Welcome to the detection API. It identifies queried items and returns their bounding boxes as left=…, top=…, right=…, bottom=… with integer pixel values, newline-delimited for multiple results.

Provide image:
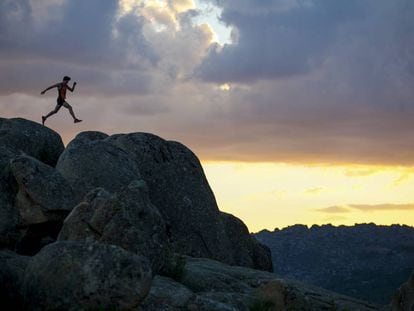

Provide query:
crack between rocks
left=81, top=219, right=103, bottom=237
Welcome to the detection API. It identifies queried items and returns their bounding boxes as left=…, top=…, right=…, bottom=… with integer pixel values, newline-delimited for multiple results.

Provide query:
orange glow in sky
left=202, top=161, right=414, bottom=232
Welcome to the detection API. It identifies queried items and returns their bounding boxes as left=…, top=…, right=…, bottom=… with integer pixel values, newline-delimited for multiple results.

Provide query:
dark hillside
left=255, top=223, right=414, bottom=305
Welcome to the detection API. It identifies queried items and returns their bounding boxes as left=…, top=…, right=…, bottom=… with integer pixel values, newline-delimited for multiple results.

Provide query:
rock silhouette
left=11, top=155, right=76, bottom=226
left=0, top=118, right=64, bottom=250
left=0, top=117, right=64, bottom=166
left=392, top=272, right=414, bottom=311
left=0, top=117, right=394, bottom=310
left=56, top=130, right=272, bottom=271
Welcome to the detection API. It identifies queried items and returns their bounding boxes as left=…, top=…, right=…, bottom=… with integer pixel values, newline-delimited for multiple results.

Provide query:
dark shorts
left=56, top=98, right=70, bottom=109
left=57, top=97, right=65, bottom=106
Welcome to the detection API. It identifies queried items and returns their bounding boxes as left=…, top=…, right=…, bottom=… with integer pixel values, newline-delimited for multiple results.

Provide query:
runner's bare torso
left=58, top=83, right=67, bottom=100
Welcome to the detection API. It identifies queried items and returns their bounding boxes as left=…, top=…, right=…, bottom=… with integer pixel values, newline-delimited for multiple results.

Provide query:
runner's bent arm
left=67, top=82, right=77, bottom=92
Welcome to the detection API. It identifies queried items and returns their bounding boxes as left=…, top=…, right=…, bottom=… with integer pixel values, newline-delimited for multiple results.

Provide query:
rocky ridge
left=0, top=117, right=392, bottom=310
left=255, top=224, right=414, bottom=305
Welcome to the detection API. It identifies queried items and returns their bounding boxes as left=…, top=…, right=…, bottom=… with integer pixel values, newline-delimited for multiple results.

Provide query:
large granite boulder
left=6, top=155, right=77, bottom=254
left=10, top=155, right=76, bottom=226
left=0, top=118, right=64, bottom=249
left=0, top=117, right=64, bottom=166
left=57, top=131, right=271, bottom=271
left=108, top=133, right=272, bottom=271
left=220, top=212, right=273, bottom=271
left=58, top=180, right=171, bottom=273
left=56, top=131, right=142, bottom=201
left=108, top=133, right=226, bottom=259
left=0, top=250, right=30, bottom=309
left=392, top=272, right=414, bottom=311
left=22, top=241, right=152, bottom=310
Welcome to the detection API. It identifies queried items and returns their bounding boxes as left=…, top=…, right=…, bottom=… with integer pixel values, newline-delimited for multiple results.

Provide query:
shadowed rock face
left=0, top=118, right=64, bottom=167
left=220, top=212, right=273, bottom=272
left=8, top=155, right=78, bottom=255
left=58, top=181, right=171, bottom=273
left=22, top=241, right=152, bottom=311
left=56, top=131, right=142, bottom=201
left=10, top=155, right=76, bottom=226
left=0, top=250, right=30, bottom=309
left=0, top=118, right=391, bottom=310
left=392, top=272, right=414, bottom=311
left=108, top=133, right=272, bottom=271
left=108, top=133, right=231, bottom=262
left=0, top=119, right=270, bottom=270
left=0, top=118, right=65, bottom=249
left=57, top=131, right=272, bottom=271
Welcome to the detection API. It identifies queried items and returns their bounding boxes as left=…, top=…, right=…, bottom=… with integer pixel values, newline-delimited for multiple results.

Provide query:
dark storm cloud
left=195, top=0, right=367, bottom=82
left=169, top=0, right=414, bottom=164
left=0, top=0, right=158, bottom=95
left=196, top=0, right=414, bottom=91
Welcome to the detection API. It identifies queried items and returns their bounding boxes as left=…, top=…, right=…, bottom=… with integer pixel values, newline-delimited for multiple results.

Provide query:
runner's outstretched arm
left=41, top=83, right=59, bottom=95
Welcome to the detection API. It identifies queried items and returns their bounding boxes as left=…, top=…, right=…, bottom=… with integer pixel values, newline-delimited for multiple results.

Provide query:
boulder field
left=0, top=117, right=397, bottom=310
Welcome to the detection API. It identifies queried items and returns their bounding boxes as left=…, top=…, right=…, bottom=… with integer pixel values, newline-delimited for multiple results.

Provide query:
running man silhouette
left=41, top=76, right=82, bottom=125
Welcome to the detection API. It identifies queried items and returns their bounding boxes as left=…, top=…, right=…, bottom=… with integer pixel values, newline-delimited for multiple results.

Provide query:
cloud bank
left=317, top=203, right=414, bottom=214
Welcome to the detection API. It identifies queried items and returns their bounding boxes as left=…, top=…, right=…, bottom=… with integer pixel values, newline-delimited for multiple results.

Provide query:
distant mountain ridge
left=255, top=223, right=414, bottom=305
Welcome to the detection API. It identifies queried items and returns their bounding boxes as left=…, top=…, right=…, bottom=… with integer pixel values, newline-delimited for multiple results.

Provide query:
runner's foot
left=42, top=116, right=46, bottom=125
left=74, top=119, right=82, bottom=123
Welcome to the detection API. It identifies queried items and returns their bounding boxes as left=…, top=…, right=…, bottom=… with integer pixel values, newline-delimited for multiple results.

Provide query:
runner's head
left=63, top=76, right=71, bottom=82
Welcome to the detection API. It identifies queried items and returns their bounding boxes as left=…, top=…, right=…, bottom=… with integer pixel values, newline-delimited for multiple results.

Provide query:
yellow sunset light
left=219, top=83, right=231, bottom=91
left=202, top=161, right=414, bottom=232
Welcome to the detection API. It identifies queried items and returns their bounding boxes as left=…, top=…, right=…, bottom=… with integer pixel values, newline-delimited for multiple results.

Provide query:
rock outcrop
left=0, top=117, right=390, bottom=310
left=220, top=212, right=273, bottom=271
left=10, top=155, right=76, bottom=226
left=0, top=117, right=64, bottom=166
left=56, top=131, right=271, bottom=271
left=0, top=118, right=65, bottom=250
left=22, top=241, right=152, bottom=310
left=109, top=133, right=272, bottom=271
left=139, top=257, right=381, bottom=311
left=58, top=181, right=171, bottom=273
left=392, top=272, right=414, bottom=311
left=56, top=131, right=142, bottom=201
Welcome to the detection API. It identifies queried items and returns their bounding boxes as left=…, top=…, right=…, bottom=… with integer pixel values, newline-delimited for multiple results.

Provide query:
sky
left=1, top=0, right=414, bottom=231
